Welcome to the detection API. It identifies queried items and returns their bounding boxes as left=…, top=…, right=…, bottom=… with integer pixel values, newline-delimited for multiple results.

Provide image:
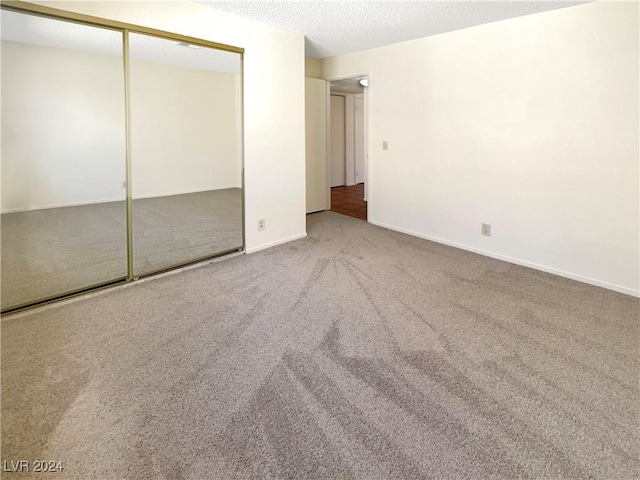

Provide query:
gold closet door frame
left=1, top=1, right=243, bottom=53
left=1, top=1, right=245, bottom=314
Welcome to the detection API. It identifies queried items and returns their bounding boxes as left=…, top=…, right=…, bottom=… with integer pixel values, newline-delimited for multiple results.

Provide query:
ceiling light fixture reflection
left=359, top=78, right=369, bottom=87
left=175, top=42, right=200, bottom=49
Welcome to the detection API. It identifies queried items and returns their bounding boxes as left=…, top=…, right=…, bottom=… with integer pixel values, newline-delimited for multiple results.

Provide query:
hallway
left=330, top=184, right=366, bottom=220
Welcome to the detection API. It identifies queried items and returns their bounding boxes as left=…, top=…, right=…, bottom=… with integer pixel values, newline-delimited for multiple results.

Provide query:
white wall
left=355, top=95, right=365, bottom=185
left=322, top=1, right=639, bottom=296
left=305, top=57, right=321, bottom=79
left=305, top=77, right=328, bottom=213
left=1, top=40, right=241, bottom=211
left=344, top=94, right=357, bottom=186
left=330, top=95, right=346, bottom=187
left=21, top=0, right=307, bottom=252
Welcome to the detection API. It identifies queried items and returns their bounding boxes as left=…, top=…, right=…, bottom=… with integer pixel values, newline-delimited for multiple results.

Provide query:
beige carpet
left=1, top=211, right=638, bottom=479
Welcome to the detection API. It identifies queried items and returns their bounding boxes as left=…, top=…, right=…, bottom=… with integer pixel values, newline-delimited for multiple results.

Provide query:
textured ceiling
left=1, top=9, right=241, bottom=73
left=197, top=0, right=591, bottom=58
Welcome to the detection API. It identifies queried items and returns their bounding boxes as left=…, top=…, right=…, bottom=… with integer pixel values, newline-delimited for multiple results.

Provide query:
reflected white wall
left=130, top=57, right=240, bottom=200
left=1, top=40, right=126, bottom=212
left=1, top=40, right=241, bottom=211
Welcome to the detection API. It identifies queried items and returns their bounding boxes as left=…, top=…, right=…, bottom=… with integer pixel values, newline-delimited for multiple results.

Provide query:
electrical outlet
left=481, top=223, right=491, bottom=237
left=257, top=218, right=266, bottom=231
left=383, top=141, right=389, bottom=150
left=121, top=181, right=127, bottom=188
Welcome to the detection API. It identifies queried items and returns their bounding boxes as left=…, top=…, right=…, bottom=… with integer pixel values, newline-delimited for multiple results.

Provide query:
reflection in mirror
left=1, top=11, right=127, bottom=311
left=128, top=33, right=243, bottom=276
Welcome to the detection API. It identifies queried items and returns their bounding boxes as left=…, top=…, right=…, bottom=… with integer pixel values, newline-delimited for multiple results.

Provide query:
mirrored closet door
left=1, top=11, right=128, bottom=311
left=128, top=33, right=244, bottom=276
left=0, top=6, right=244, bottom=313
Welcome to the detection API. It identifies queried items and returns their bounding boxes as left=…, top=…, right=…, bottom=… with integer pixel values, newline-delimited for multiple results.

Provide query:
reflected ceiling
left=0, top=9, right=241, bottom=73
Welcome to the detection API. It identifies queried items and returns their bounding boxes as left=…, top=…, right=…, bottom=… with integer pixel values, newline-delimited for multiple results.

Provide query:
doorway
left=329, top=76, right=368, bottom=221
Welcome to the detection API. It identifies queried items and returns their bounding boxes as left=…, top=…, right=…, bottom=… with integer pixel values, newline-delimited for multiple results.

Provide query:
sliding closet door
left=1, top=11, right=127, bottom=311
left=128, top=33, right=243, bottom=276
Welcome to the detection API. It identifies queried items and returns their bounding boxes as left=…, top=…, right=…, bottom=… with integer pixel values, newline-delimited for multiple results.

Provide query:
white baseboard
left=369, top=220, right=640, bottom=298
left=2, top=197, right=124, bottom=213
left=133, top=186, right=240, bottom=201
left=246, top=232, right=307, bottom=254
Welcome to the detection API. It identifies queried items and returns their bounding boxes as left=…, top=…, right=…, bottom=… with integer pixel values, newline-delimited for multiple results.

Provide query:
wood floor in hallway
left=331, top=183, right=367, bottom=221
